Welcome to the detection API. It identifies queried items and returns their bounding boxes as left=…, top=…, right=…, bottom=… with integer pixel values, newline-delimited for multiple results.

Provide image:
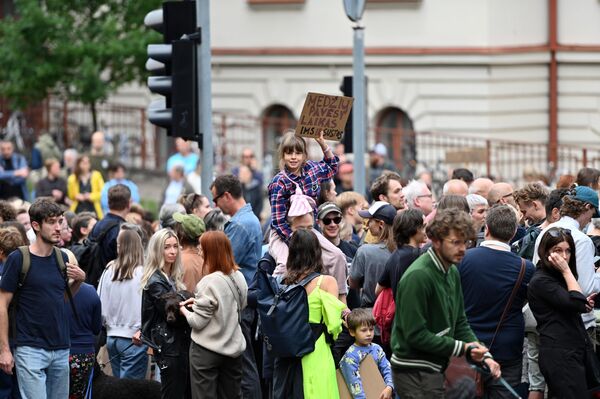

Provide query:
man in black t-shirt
left=376, top=208, right=427, bottom=299
left=0, top=198, right=85, bottom=398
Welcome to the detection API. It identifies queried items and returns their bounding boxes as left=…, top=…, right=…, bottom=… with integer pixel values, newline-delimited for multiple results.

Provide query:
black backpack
left=255, top=261, right=330, bottom=358
left=75, top=220, right=120, bottom=287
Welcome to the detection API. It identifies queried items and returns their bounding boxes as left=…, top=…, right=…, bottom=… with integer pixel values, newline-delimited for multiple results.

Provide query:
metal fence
left=2, top=100, right=600, bottom=190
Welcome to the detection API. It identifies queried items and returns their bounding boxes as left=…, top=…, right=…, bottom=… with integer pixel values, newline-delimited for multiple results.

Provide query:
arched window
left=261, top=104, right=296, bottom=171
left=375, top=107, right=416, bottom=179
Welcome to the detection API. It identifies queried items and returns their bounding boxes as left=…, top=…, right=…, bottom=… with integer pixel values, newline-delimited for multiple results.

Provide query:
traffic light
left=145, top=2, right=200, bottom=141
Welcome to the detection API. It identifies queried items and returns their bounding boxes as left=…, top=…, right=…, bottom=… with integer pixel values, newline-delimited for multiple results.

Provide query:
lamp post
left=196, top=0, right=213, bottom=197
left=343, top=0, right=367, bottom=196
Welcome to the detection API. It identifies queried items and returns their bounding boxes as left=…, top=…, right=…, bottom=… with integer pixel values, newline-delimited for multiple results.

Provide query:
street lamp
left=343, top=0, right=367, bottom=196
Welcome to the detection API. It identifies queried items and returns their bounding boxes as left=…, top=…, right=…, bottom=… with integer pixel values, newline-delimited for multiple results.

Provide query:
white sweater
left=97, top=264, right=144, bottom=338
left=186, top=270, right=248, bottom=357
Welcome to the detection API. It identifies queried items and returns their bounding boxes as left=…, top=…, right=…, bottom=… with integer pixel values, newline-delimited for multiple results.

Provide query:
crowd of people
left=1, top=129, right=600, bottom=399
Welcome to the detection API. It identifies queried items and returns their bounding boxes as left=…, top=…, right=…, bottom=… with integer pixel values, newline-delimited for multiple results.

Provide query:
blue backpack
left=255, top=258, right=324, bottom=358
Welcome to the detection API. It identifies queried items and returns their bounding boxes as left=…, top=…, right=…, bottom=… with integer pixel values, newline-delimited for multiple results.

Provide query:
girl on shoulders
left=268, top=130, right=339, bottom=243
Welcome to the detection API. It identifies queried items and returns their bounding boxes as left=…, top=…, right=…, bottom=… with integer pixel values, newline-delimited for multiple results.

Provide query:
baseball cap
left=173, top=212, right=206, bottom=239
left=574, top=186, right=600, bottom=217
left=358, top=201, right=396, bottom=225
left=370, top=143, right=387, bottom=157
left=317, top=202, right=342, bottom=220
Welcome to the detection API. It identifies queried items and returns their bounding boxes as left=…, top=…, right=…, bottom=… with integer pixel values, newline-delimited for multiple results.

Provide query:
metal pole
left=196, top=0, right=213, bottom=198
left=352, top=23, right=366, bottom=196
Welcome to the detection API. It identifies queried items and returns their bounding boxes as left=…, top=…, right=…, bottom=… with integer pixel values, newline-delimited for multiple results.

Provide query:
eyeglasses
left=417, top=194, right=433, bottom=198
left=444, top=238, right=475, bottom=248
left=212, top=192, right=226, bottom=204
left=322, top=216, right=342, bottom=225
left=547, top=228, right=572, bottom=238
left=502, top=192, right=514, bottom=199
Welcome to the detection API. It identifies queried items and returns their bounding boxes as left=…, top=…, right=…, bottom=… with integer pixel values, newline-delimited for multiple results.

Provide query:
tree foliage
left=0, top=0, right=162, bottom=112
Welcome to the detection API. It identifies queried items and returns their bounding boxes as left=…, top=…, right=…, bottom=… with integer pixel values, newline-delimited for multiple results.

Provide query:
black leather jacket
left=141, top=271, right=190, bottom=358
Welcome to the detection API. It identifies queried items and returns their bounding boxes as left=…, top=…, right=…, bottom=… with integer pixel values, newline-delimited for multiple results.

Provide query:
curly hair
left=0, top=200, right=16, bottom=222
left=426, top=208, right=475, bottom=242
left=514, top=182, right=549, bottom=205
left=560, top=196, right=590, bottom=219
left=0, top=227, right=27, bottom=257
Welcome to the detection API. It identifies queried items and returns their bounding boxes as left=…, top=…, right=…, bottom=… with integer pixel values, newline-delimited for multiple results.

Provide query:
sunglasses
left=322, top=216, right=342, bottom=225
left=212, top=192, right=226, bottom=204
left=547, top=228, right=572, bottom=238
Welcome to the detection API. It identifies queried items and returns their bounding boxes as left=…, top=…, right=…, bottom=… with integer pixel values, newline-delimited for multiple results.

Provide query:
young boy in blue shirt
left=340, top=308, right=394, bottom=399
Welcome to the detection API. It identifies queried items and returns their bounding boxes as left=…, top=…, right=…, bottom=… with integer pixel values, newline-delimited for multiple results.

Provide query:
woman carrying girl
left=273, top=229, right=346, bottom=399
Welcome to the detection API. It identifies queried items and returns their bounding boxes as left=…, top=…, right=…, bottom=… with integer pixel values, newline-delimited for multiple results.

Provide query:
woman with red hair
left=179, top=231, right=248, bottom=399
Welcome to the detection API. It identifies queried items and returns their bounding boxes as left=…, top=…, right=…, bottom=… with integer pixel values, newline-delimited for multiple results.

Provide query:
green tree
left=0, top=0, right=162, bottom=129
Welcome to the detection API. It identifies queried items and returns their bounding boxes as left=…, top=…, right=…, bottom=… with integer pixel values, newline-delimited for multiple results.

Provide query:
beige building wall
left=108, top=0, right=600, bottom=158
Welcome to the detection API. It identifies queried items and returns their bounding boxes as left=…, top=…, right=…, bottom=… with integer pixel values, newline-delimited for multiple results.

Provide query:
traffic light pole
left=196, top=0, right=213, bottom=198
left=352, top=23, right=366, bottom=197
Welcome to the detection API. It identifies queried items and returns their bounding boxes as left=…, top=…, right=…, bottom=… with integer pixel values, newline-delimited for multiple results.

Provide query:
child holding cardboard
left=340, top=309, right=394, bottom=399
left=267, top=130, right=338, bottom=273
left=268, top=129, right=338, bottom=240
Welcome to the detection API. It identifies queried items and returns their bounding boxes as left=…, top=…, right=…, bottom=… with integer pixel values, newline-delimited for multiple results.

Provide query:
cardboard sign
left=337, top=354, right=387, bottom=399
left=295, top=92, right=354, bottom=141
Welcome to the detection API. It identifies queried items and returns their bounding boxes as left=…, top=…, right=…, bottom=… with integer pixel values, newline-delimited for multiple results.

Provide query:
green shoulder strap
left=54, top=247, right=79, bottom=322
left=53, top=246, right=66, bottom=272
left=17, top=246, right=30, bottom=287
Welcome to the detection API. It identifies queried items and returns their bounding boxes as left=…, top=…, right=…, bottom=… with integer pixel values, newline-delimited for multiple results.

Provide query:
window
left=375, top=107, right=416, bottom=179
left=261, top=104, right=297, bottom=170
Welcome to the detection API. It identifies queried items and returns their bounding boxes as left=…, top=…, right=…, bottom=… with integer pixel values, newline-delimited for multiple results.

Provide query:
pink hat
left=287, top=185, right=316, bottom=217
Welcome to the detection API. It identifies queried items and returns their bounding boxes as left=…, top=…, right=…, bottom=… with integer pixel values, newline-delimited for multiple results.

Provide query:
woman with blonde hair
left=180, top=230, right=248, bottom=399
left=140, top=228, right=190, bottom=399
left=97, top=228, right=147, bottom=379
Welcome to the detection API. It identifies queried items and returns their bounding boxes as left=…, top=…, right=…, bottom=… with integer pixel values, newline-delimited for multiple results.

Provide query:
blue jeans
left=14, top=346, right=69, bottom=399
left=107, top=336, right=148, bottom=379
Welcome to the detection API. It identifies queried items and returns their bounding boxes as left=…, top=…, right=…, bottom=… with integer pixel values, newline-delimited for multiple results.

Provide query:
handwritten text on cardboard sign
left=296, top=92, right=354, bottom=141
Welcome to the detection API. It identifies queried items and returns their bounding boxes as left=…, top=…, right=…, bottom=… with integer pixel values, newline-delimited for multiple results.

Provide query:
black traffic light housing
left=145, top=1, right=200, bottom=142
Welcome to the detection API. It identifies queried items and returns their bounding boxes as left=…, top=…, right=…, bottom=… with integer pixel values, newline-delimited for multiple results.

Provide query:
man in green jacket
left=391, top=208, right=501, bottom=398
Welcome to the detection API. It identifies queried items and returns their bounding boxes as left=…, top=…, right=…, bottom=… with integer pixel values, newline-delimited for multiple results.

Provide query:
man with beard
left=0, top=198, right=85, bottom=398
left=390, top=208, right=501, bottom=398
left=371, top=172, right=406, bottom=212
